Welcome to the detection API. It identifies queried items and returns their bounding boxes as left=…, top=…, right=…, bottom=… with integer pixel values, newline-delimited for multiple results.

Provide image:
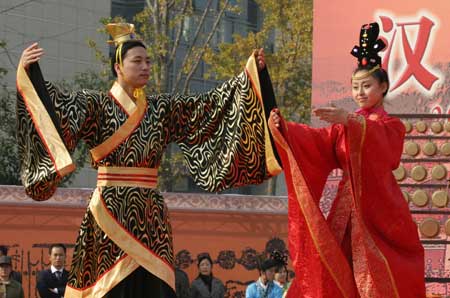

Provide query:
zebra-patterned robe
left=16, top=56, right=281, bottom=298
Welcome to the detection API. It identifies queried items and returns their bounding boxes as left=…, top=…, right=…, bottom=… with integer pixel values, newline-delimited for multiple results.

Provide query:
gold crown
left=106, top=23, right=138, bottom=46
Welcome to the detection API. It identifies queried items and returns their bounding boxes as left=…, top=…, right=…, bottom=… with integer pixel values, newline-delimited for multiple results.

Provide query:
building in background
left=111, top=0, right=262, bottom=92
left=0, top=0, right=110, bottom=90
left=0, top=0, right=285, bottom=195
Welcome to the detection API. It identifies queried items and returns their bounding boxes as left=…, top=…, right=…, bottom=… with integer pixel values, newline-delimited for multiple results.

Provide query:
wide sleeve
left=359, top=115, right=405, bottom=170
left=268, top=117, right=357, bottom=298
left=281, top=120, right=340, bottom=201
left=169, top=56, right=282, bottom=192
left=344, top=113, right=407, bottom=208
left=16, top=61, right=98, bottom=201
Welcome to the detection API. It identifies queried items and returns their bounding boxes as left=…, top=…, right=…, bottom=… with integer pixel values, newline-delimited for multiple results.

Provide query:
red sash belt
left=97, top=166, right=158, bottom=188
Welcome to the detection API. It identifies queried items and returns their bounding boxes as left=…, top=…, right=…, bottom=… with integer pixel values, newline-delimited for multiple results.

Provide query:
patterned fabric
left=17, top=60, right=278, bottom=297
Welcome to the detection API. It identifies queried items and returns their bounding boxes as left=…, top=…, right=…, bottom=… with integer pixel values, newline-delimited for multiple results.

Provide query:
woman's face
left=275, top=267, right=287, bottom=284
left=116, top=46, right=150, bottom=89
left=351, top=70, right=387, bottom=109
left=199, top=258, right=212, bottom=275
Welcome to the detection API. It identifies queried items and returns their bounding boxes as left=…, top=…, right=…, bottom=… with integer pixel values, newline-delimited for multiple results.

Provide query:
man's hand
left=270, top=108, right=282, bottom=128
left=20, top=42, right=44, bottom=70
left=254, top=48, right=266, bottom=71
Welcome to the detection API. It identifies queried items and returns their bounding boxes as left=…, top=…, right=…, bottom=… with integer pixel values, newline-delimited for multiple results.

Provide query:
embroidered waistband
left=97, top=166, right=158, bottom=188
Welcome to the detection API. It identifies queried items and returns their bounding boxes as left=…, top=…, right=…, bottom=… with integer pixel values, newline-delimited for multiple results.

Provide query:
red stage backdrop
left=312, top=0, right=449, bottom=113
left=312, top=2, right=450, bottom=297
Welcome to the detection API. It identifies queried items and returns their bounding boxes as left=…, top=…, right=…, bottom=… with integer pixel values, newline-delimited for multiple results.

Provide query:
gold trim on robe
left=245, top=55, right=282, bottom=177
left=346, top=114, right=400, bottom=298
left=268, top=117, right=356, bottom=298
left=109, top=81, right=137, bottom=116
left=327, top=179, right=352, bottom=245
left=90, top=83, right=147, bottom=162
left=64, top=255, right=139, bottom=298
left=16, top=59, right=75, bottom=177
left=88, top=188, right=175, bottom=291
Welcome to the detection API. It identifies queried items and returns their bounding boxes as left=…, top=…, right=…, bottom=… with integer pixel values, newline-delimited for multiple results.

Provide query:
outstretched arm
left=17, top=43, right=99, bottom=201
left=313, top=106, right=349, bottom=125
left=168, top=50, right=281, bottom=192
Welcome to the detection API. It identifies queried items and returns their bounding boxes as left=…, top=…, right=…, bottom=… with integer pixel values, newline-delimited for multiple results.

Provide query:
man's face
left=49, top=247, right=66, bottom=270
left=262, top=267, right=276, bottom=282
left=0, top=264, right=11, bottom=281
left=116, top=46, right=150, bottom=89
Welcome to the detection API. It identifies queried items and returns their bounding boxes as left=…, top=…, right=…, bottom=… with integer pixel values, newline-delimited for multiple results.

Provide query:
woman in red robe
left=269, top=23, right=425, bottom=298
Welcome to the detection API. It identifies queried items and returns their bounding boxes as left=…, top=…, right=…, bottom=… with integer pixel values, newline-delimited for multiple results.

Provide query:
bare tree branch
left=167, top=0, right=190, bottom=67
left=172, top=0, right=214, bottom=92
left=186, top=0, right=214, bottom=55
left=182, top=0, right=230, bottom=93
left=167, top=0, right=176, bottom=9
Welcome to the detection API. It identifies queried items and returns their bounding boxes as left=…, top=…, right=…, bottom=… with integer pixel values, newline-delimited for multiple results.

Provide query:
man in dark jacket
left=176, top=267, right=191, bottom=298
left=36, top=244, right=68, bottom=298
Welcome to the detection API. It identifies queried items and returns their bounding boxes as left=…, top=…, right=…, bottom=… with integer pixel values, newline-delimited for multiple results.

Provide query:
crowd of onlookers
left=0, top=245, right=291, bottom=298
left=178, top=251, right=293, bottom=298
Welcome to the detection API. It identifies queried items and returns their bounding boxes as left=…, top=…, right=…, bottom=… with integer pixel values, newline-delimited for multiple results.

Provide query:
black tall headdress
left=270, top=250, right=288, bottom=267
left=350, top=22, right=386, bottom=78
left=257, top=250, right=288, bottom=272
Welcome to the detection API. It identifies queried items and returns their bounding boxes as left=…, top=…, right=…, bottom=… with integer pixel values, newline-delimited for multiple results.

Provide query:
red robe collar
left=355, top=105, right=387, bottom=120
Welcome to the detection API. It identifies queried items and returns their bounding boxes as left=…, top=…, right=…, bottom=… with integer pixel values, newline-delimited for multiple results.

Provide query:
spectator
left=246, top=258, right=283, bottom=298
left=0, top=256, right=24, bottom=298
left=191, top=253, right=225, bottom=298
left=287, top=270, right=295, bottom=281
left=0, top=247, right=21, bottom=284
left=36, top=244, right=68, bottom=298
left=281, top=271, right=295, bottom=298
left=272, top=251, right=288, bottom=293
left=274, top=265, right=287, bottom=290
left=176, top=268, right=191, bottom=298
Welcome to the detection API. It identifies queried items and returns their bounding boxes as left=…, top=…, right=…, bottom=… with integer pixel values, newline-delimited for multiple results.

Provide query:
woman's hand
left=270, top=108, right=282, bottom=128
left=20, top=42, right=44, bottom=70
left=313, top=106, right=349, bottom=125
left=254, top=48, right=266, bottom=71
